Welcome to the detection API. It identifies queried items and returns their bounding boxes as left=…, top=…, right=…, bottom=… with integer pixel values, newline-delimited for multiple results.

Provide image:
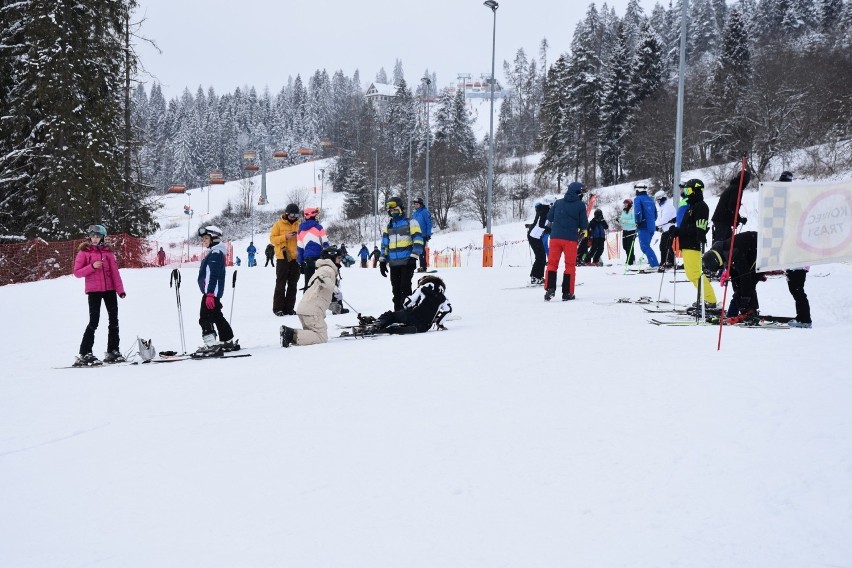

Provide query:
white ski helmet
left=654, top=190, right=667, bottom=201
left=198, top=225, right=223, bottom=242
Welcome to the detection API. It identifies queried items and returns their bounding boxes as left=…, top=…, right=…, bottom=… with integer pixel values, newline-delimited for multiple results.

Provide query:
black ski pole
left=170, top=268, right=186, bottom=354
left=229, top=270, right=238, bottom=323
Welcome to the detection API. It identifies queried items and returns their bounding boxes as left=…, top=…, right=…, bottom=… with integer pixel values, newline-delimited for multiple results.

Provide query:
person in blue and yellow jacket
left=379, top=196, right=424, bottom=310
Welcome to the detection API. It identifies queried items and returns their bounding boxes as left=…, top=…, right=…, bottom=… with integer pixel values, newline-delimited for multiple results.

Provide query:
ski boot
left=280, top=325, right=296, bottom=347
left=544, top=271, right=557, bottom=301
left=73, top=353, right=102, bottom=367
left=221, top=339, right=240, bottom=352
left=103, top=350, right=126, bottom=364
left=561, top=275, right=574, bottom=301
left=193, top=333, right=223, bottom=357
left=787, top=320, right=812, bottom=328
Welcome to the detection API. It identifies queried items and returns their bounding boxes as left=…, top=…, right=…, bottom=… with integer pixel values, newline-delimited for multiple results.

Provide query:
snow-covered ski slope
left=3, top=160, right=852, bottom=567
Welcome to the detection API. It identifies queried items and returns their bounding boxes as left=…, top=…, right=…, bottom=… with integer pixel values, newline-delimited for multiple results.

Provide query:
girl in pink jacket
left=72, top=224, right=126, bottom=366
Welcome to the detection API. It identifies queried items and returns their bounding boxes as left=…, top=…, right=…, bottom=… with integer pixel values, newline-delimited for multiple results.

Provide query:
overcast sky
left=134, top=0, right=659, bottom=99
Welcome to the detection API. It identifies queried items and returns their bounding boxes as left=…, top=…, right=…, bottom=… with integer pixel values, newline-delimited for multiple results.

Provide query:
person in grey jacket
left=280, top=246, right=343, bottom=347
left=544, top=181, right=589, bottom=301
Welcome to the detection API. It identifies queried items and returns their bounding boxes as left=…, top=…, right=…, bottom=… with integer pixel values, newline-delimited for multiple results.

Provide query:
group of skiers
left=70, top=173, right=814, bottom=365
left=523, top=171, right=812, bottom=328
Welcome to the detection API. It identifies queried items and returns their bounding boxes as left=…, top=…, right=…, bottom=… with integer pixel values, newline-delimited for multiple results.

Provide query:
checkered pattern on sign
left=760, top=188, right=788, bottom=267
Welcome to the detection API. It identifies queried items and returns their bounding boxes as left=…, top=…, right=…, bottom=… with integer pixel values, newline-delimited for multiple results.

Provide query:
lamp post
left=483, top=0, right=498, bottom=267
left=319, top=168, right=325, bottom=211
left=484, top=0, right=498, bottom=236
left=185, top=191, right=192, bottom=262
left=373, top=147, right=379, bottom=245
left=421, top=76, right=431, bottom=208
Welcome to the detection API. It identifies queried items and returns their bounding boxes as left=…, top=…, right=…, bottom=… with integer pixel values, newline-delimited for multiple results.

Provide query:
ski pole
left=697, top=242, right=705, bottom=323
left=623, top=233, right=637, bottom=274
left=342, top=297, right=361, bottom=314
left=656, top=260, right=666, bottom=307
left=229, top=270, right=238, bottom=323
left=170, top=268, right=186, bottom=354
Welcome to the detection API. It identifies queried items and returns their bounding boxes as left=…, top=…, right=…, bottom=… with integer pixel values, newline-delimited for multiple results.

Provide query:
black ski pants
left=622, top=230, right=636, bottom=265
left=302, top=258, right=317, bottom=290
left=589, top=237, right=606, bottom=263
left=659, top=231, right=675, bottom=266
left=264, top=255, right=275, bottom=267
left=79, top=291, right=120, bottom=355
left=199, top=296, right=234, bottom=343
left=273, top=259, right=300, bottom=313
left=389, top=262, right=415, bottom=311
left=786, top=269, right=811, bottom=323
left=528, top=236, right=546, bottom=279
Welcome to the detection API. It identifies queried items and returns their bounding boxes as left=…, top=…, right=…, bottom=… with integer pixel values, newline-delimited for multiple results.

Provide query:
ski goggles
left=197, top=227, right=220, bottom=237
left=86, top=224, right=106, bottom=236
left=386, top=201, right=403, bottom=214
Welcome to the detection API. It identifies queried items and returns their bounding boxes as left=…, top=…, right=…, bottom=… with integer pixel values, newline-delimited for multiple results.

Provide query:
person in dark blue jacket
left=633, top=184, right=659, bottom=268
left=587, top=209, right=609, bottom=265
left=544, top=181, right=589, bottom=301
left=358, top=243, right=369, bottom=268
left=410, top=197, right=433, bottom=272
left=195, top=226, right=236, bottom=356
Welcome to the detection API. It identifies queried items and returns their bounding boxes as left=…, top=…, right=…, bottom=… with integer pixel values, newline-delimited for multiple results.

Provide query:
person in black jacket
left=702, top=231, right=763, bottom=322
left=525, top=200, right=551, bottom=284
left=711, top=169, right=751, bottom=243
left=672, top=178, right=717, bottom=308
left=587, top=209, right=608, bottom=265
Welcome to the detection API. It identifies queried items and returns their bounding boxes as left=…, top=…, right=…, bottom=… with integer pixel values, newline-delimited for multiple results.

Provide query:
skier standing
left=379, top=196, right=424, bottom=310
left=633, top=184, right=659, bottom=268
left=246, top=242, right=257, bottom=267
left=195, top=226, right=237, bottom=356
left=358, top=244, right=369, bottom=268
left=297, top=207, right=328, bottom=289
left=280, top=246, right=343, bottom=347
left=654, top=190, right=677, bottom=269
left=526, top=199, right=550, bottom=284
left=619, top=198, right=637, bottom=265
left=72, top=224, right=127, bottom=366
left=587, top=209, right=608, bottom=266
left=777, top=171, right=812, bottom=328
left=270, top=203, right=301, bottom=316
left=264, top=243, right=275, bottom=267
left=544, top=181, right=589, bottom=301
left=672, top=179, right=717, bottom=308
left=711, top=170, right=751, bottom=243
left=411, top=197, right=433, bottom=272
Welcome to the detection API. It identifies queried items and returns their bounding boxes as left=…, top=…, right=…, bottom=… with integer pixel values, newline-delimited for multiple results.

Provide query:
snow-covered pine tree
left=536, top=54, right=572, bottom=186
left=599, top=24, right=633, bottom=185
left=566, top=13, right=604, bottom=184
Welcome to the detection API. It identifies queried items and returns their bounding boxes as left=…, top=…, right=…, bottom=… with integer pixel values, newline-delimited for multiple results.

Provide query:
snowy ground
left=3, top=158, right=852, bottom=566
left=3, top=239, right=852, bottom=566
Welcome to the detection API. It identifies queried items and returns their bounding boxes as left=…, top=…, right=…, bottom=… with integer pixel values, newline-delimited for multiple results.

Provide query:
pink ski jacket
left=73, top=243, right=126, bottom=295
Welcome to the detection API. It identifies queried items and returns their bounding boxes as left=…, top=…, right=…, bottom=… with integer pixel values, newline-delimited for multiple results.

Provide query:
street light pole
left=373, top=147, right=379, bottom=245
left=319, top=168, right=325, bottom=211
left=484, top=0, right=498, bottom=236
left=421, top=76, right=431, bottom=209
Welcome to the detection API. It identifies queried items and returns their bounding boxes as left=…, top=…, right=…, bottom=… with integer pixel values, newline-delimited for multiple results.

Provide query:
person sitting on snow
left=280, top=246, right=343, bottom=347
left=355, top=274, right=452, bottom=335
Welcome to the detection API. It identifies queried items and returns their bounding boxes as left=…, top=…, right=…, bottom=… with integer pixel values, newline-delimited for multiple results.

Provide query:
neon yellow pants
left=681, top=249, right=717, bottom=304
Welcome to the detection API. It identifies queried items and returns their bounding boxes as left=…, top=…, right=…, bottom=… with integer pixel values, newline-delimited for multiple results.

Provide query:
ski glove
left=408, top=255, right=418, bottom=269
left=738, top=216, right=748, bottom=226
left=720, top=269, right=729, bottom=286
left=379, top=261, right=388, bottom=277
left=205, top=293, right=216, bottom=309
left=119, top=292, right=126, bottom=299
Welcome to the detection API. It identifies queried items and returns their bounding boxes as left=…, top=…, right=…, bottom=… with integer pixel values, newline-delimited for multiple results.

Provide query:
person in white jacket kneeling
left=280, top=246, right=343, bottom=347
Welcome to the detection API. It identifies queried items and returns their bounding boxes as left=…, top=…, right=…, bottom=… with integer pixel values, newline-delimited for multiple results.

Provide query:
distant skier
left=358, top=244, right=369, bottom=268
left=157, top=247, right=166, bottom=267
left=654, top=190, right=677, bottom=269
left=194, top=226, right=238, bottom=356
left=264, top=243, right=275, bottom=267
left=411, top=197, right=433, bottom=272
left=246, top=242, right=257, bottom=267
left=72, top=224, right=127, bottom=366
left=369, top=245, right=380, bottom=268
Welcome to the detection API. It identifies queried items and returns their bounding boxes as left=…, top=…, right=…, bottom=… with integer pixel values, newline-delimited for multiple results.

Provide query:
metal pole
left=260, top=143, right=268, bottom=205
left=374, top=148, right=379, bottom=245
left=672, top=0, right=688, bottom=194
left=422, top=76, right=431, bottom=209
left=319, top=168, right=325, bottom=210
left=407, top=139, right=413, bottom=209
left=186, top=192, right=191, bottom=261
left=484, top=0, right=499, bottom=234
